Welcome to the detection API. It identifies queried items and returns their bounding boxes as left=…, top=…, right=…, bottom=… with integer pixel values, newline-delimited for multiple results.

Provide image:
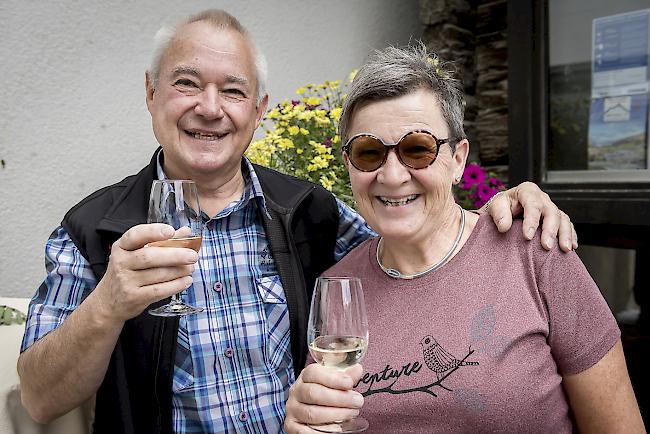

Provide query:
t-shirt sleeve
left=538, top=248, right=620, bottom=375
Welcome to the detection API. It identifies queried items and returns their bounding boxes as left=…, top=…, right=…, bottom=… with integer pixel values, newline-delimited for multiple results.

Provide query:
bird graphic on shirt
left=420, top=335, right=479, bottom=380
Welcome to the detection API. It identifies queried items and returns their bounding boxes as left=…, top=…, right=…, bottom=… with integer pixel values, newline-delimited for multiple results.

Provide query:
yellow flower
left=296, top=111, right=315, bottom=121
left=303, top=96, right=321, bottom=106
left=277, top=138, right=295, bottom=150
left=308, top=155, right=330, bottom=171
left=266, top=108, right=280, bottom=120
left=245, top=139, right=275, bottom=166
left=330, top=107, right=342, bottom=122
left=348, top=69, right=358, bottom=82
left=280, top=109, right=297, bottom=121
left=427, top=56, right=439, bottom=67
left=310, top=141, right=332, bottom=155
left=314, top=115, right=331, bottom=126
left=252, top=72, right=358, bottom=208
left=319, top=176, right=334, bottom=191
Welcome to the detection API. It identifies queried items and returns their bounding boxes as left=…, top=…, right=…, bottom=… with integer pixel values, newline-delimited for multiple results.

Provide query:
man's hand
left=284, top=363, right=364, bottom=434
left=94, top=223, right=198, bottom=322
left=17, top=222, right=198, bottom=423
left=482, top=182, right=578, bottom=252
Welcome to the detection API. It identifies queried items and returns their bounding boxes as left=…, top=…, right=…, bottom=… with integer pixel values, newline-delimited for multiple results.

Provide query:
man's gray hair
left=339, top=42, right=465, bottom=149
left=148, top=9, right=268, bottom=105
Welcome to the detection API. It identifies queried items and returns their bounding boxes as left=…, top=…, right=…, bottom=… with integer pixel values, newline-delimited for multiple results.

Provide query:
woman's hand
left=284, top=363, right=364, bottom=434
left=482, top=181, right=578, bottom=252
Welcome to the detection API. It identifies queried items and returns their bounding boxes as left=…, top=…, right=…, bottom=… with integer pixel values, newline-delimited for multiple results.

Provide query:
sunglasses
left=343, top=130, right=458, bottom=172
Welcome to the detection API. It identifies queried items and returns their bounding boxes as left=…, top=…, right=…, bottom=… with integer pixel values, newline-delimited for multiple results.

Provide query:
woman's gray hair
left=148, top=9, right=268, bottom=105
left=339, top=42, right=465, bottom=149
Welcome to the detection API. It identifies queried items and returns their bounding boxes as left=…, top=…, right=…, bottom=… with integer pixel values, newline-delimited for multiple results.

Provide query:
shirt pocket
left=256, top=274, right=286, bottom=304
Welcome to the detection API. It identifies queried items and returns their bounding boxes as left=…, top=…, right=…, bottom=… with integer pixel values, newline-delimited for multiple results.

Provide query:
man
left=18, top=9, right=576, bottom=434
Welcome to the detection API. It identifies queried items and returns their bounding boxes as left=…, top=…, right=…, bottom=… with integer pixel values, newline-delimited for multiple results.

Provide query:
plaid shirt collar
left=155, top=149, right=270, bottom=219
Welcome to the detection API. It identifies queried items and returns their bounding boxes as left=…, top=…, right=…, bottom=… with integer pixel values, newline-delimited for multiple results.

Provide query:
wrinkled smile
left=377, top=194, right=419, bottom=206
left=185, top=130, right=228, bottom=141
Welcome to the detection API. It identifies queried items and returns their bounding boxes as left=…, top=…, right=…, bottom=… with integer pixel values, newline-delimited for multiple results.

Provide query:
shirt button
left=239, top=411, right=247, bottom=422
left=213, top=282, right=223, bottom=292
left=225, top=348, right=233, bottom=358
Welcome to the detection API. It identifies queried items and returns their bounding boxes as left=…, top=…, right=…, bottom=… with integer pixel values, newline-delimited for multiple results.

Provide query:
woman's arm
left=563, top=340, right=644, bottom=433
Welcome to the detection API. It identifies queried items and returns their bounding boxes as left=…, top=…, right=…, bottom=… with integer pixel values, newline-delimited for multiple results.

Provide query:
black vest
left=59, top=150, right=339, bottom=433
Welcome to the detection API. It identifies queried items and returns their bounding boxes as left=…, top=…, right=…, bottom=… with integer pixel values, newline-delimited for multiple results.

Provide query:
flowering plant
left=455, top=163, right=506, bottom=209
left=246, top=74, right=507, bottom=210
left=246, top=73, right=355, bottom=206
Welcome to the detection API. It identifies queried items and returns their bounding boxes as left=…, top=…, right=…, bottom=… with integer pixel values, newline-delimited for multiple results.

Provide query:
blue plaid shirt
left=22, top=157, right=374, bottom=433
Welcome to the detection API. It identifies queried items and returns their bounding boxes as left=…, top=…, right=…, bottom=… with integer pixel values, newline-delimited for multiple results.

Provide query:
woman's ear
left=452, top=138, right=470, bottom=183
left=343, top=151, right=352, bottom=170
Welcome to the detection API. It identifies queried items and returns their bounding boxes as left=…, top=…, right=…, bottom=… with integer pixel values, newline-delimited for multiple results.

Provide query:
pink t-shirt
left=322, top=214, right=619, bottom=433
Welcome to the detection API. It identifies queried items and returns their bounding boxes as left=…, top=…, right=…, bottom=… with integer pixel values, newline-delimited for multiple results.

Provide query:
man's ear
left=145, top=71, right=155, bottom=112
left=254, top=93, right=269, bottom=129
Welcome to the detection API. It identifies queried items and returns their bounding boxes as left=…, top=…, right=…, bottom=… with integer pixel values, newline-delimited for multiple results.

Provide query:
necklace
left=376, top=204, right=466, bottom=280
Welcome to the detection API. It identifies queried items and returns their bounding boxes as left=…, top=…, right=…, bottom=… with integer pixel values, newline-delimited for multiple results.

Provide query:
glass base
left=148, top=301, right=204, bottom=317
left=311, top=417, right=369, bottom=433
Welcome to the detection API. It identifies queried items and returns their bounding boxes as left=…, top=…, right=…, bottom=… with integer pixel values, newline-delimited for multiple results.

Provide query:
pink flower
left=477, top=184, right=498, bottom=202
left=461, top=164, right=486, bottom=189
left=489, top=176, right=504, bottom=188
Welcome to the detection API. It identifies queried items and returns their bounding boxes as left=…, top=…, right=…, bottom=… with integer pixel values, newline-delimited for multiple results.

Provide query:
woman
left=284, top=44, right=644, bottom=433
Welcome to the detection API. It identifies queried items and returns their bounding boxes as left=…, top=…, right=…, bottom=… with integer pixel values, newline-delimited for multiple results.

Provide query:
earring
left=454, top=175, right=461, bottom=184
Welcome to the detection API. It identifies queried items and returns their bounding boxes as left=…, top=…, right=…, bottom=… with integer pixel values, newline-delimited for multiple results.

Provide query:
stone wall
left=421, top=0, right=509, bottom=172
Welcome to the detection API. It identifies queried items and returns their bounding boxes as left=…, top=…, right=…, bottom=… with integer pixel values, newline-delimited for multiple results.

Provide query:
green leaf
left=0, top=305, right=27, bottom=326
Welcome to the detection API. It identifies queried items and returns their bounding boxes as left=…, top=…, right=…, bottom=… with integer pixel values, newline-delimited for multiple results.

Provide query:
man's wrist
left=82, top=284, right=127, bottom=332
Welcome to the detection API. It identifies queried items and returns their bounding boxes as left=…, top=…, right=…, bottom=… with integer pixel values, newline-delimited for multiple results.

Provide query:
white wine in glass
left=147, top=179, right=204, bottom=317
left=307, top=277, right=369, bottom=433
left=308, top=335, right=367, bottom=370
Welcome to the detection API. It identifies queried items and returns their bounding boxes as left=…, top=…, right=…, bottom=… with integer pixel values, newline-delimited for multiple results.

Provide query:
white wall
left=0, top=1, right=420, bottom=297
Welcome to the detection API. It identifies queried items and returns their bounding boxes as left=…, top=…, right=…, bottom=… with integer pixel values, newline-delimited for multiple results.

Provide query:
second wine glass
left=147, top=179, right=204, bottom=317
left=307, top=276, right=369, bottom=433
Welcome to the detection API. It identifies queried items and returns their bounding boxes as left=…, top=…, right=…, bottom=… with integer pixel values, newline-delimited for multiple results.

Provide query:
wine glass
left=307, top=277, right=369, bottom=433
left=147, top=179, right=204, bottom=317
